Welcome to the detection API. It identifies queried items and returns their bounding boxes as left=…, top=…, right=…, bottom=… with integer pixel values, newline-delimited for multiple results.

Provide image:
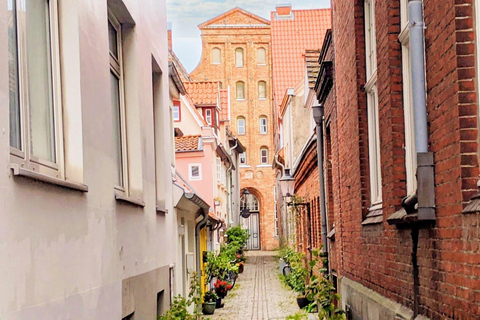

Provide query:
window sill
left=362, top=205, right=383, bottom=225
left=9, top=164, right=88, bottom=192
left=462, top=191, right=480, bottom=214
left=256, top=164, right=271, bottom=168
left=156, top=203, right=168, bottom=214
left=115, top=190, right=145, bottom=207
left=239, top=165, right=251, bottom=168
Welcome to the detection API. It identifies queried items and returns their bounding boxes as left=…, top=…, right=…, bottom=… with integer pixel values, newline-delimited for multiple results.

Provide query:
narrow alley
left=206, top=251, right=316, bottom=320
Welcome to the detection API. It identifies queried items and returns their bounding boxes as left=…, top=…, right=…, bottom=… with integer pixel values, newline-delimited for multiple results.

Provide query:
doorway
left=240, top=193, right=261, bottom=250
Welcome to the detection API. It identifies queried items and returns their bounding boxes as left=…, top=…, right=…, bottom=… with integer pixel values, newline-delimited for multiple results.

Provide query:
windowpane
left=261, top=148, right=268, bottom=164
left=111, top=72, right=124, bottom=186
left=108, top=21, right=118, bottom=58
left=212, top=48, right=221, bottom=64
left=173, top=105, right=180, bottom=121
left=236, top=48, right=244, bottom=67
left=240, top=152, right=246, bottom=164
left=260, top=117, right=267, bottom=134
left=27, top=0, right=56, bottom=162
left=205, top=109, right=212, bottom=125
left=236, top=82, right=244, bottom=100
left=237, top=117, right=245, bottom=135
left=257, top=48, right=266, bottom=64
left=8, top=0, right=21, bottom=150
left=258, top=81, right=266, bottom=99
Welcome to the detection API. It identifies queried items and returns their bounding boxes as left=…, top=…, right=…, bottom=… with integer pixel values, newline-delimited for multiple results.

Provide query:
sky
left=166, top=0, right=331, bottom=72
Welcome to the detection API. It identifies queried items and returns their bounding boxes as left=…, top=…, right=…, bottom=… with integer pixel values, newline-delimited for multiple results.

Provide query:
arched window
left=237, top=116, right=246, bottom=135
left=257, top=48, right=266, bottom=64
left=241, top=194, right=259, bottom=211
left=211, top=48, right=221, bottom=64
left=236, top=81, right=245, bottom=100
left=260, top=147, right=268, bottom=164
left=259, top=116, right=267, bottom=134
left=235, top=48, right=244, bottom=67
left=258, top=81, right=266, bottom=99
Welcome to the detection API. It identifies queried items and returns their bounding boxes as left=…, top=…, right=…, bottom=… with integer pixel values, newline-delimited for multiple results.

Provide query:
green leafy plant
left=225, top=226, right=249, bottom=248
left=286, top=310, right=308, bottom=320
left=159, top=272, right=204, bottom=320
left=203, top=290, right=218, bottom=303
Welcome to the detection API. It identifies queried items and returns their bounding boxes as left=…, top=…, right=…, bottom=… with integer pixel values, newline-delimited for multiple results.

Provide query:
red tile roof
left=271, top=8, right=331, bottom=109
left=175, top=135, right=202, bottom=152
left=184, top=81, right=220, bottom=106
left=219, top=89, right=229, bottom=121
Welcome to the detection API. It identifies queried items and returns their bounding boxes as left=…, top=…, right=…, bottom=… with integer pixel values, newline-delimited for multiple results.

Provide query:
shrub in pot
left=202, top=290, right=218, bottom=315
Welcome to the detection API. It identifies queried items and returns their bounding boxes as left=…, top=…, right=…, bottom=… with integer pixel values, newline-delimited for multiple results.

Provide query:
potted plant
left=214, top=279, right=232, bottom=299
left=202, top=290, right=218, bottom=315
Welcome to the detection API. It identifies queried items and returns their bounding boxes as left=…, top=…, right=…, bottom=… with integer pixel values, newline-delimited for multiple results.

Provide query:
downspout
left=409, top=1, right=434, bottom=317
left=409, top=0, right=435, bottom=221
left=227, top=139, right=238, bottom=225
left=313, top=105, right=329, bottom=274
left=274, top=154, right=288, bottom=240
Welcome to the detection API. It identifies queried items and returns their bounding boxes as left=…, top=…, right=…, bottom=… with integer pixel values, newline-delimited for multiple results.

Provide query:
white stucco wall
left=0, top=0, right=174, bottom=318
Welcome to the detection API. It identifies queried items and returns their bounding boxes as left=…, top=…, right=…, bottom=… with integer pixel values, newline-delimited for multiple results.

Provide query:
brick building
left=291, top=0, right=480, bottom=319
left=190, top=8, right=278, bottom=250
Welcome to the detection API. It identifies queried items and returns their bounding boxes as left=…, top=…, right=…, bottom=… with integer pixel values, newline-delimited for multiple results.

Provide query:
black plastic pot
left=216, top=298, right=224, bottom=308
left=202, top=302, right=216, bottom=315
left=296, top=296, right=311, bottom=309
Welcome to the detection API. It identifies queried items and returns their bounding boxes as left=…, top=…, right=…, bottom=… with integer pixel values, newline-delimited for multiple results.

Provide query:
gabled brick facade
left=190, top=8, right=278, bottom=250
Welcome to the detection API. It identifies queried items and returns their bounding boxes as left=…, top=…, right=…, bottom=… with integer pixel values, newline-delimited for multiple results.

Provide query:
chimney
left=167, top=22, right=172, bottom=51
left=276, top=4, right=292, bottom=16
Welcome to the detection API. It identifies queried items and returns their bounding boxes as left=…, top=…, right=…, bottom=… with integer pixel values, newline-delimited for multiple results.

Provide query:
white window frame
left=212, top=47, right=221, bottom=64
left=9, top=0, right=64, bottom=179
left=189, top=164, right=202, bottom=180
left=364, top=0, right=382, bottom=206
left=257, top=47, right=266, bottom=65
left=109, top=12, right=129, bottom=192
left=235, top=48, right=244, bottom=67
left=236, top=81, right=245, bottom=100
left=173, top=101, right=180, bottom=121
left=260, top=147, right=268, bottom=164
left=237, top=117, right=246, bottom=135
left=216, top=158, right=222, bottom=182
left=239, top=152, right=246, bottom=165
left=259, top=116, right=268, bottom=134
left=400, top=0, right=417, bottom=196
left=258, top=81, right=267, bottom=99
left=205, top=109, right=212, bottom=125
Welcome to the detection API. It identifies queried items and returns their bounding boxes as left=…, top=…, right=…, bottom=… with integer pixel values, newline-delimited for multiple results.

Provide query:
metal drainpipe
left=313, top=105, right=329, bottom=274
left=228, top=139, right=238, bottom=225
left=409, top=0, right=435, bottom=221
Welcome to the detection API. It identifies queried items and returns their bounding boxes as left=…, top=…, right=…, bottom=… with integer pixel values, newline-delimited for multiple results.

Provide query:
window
left=239, top=152, right=247, bottom=165
left=205, top=109, right=212, bottom=125
left=257, top=48, right=266, bottom=65
left=364, top=0, right=382, bottom=206
left=173, top=100, right=180, bottom=121
left=212, top=47, right=221, bottom=64
left=400, top=0, right=416, bottom=195
left=109, top=12, right=128, bottom=189
left=236, top=81, right=245, bottom=100
left=216, top=158, right=222, bottom=181
left=237, top=117, right=246, bottom=135
left=240, top=194, right=259, bottom=211
left=258, top=81, right=267, bottom=99
left=8, top=0, right=63, bottom=177
left=260, top=147, right=268, bottom=164
left=189, top=164, right=202, bottom=180
left=259, top=116, right=267, bottom=134
left=235, top=48, right=244, bottom=67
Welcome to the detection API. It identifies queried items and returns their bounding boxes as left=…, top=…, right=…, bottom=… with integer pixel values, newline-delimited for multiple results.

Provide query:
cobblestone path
left=205, top=251, right=315, bottom=320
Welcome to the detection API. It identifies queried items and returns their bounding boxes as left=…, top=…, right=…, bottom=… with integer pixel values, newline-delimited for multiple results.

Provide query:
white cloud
left=167, top=0, right=330, bottom=72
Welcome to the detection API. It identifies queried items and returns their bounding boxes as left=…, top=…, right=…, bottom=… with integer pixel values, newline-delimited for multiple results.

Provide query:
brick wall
left=326, top=0, right=480, bottom=318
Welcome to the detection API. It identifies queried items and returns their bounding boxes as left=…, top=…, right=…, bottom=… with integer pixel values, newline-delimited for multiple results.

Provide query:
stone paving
left=205, top=251, right=317, bottom=320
